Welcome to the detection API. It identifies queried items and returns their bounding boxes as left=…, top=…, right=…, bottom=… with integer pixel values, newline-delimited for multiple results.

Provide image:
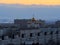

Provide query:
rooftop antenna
left=32, top=13, right=35, bottom=18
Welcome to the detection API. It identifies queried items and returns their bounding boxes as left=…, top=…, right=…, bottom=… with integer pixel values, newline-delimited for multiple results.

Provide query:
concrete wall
left=0, top=28, right=60, bottom=45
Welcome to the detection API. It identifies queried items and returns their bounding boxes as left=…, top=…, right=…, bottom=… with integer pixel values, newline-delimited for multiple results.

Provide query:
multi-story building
left=14, top=17, right=45, bottom=28
left=0, top=17, right=60, bottom=45
left=0, top=28, right=60, bottom=45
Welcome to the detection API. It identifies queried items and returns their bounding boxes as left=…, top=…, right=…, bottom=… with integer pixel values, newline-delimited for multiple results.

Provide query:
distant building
left=0, top=17, right=60, bottom=45
left=14, top=17, right=45, bottom=28
left=55, top=21, right=60, bottom=28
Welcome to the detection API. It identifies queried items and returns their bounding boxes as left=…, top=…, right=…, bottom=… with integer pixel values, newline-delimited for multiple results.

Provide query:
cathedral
left=0, top=17, right=60, bottom=45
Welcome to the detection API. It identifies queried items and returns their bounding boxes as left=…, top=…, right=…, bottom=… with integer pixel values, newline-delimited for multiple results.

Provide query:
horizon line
left=0, top=3, right=60, bottom=6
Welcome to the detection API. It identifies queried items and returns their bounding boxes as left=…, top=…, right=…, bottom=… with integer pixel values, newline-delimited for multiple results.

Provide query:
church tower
left=27, top=15, right=40, bottom=28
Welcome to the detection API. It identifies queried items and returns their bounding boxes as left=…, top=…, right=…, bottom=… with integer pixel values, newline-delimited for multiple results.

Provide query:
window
left=12, top=34, right=14, bottom=39
left=55, top=31, right=58, bottom=34
left=50, top=31, right=53, bottom=35
left=44, top=32, right=47, bottom=35
left=22, top=34, right=24, bottom=38
left=38, top=33, right=40, bottom=36
left=30, top=33, right=33, bottom=37
left=2, top=36, right=4, bottom=40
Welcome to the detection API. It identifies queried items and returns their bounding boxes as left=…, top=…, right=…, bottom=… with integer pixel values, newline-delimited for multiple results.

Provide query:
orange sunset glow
left=0, top=0, right=60, bottom=5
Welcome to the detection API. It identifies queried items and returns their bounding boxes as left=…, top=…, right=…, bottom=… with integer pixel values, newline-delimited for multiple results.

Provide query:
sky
left=0, top=0, right=60, bottom=23
left=0, top=0, right=60, bottom=5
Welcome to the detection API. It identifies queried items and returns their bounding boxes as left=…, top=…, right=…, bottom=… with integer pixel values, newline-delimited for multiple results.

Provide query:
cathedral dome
left=32, top=17, right=36, bottom=22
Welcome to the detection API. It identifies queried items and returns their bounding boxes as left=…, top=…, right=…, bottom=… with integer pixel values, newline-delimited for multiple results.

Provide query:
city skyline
left=0, top=0, right=60, bottom=22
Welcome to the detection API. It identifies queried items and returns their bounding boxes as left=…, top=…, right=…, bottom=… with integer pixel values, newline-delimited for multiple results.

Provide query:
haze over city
left=0, top=0, right=60, bottom=22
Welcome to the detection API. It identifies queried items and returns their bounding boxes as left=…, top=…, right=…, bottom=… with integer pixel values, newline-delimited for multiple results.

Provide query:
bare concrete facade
left=0, top=28, right=60, bottom=45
